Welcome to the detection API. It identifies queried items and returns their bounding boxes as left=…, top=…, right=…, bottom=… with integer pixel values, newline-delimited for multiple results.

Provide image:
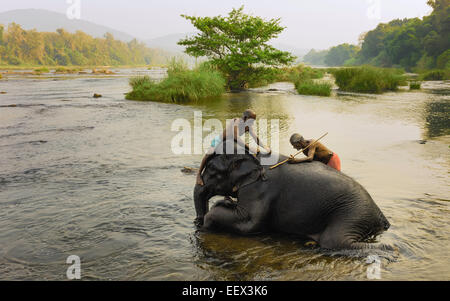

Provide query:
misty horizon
left=0, top=0, right=432, bottom=50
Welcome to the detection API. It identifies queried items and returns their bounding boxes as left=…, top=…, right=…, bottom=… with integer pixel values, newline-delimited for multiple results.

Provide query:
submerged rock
left=92, top=69, right=115, bottom=75
left=181, top=166, right=198, bottom=174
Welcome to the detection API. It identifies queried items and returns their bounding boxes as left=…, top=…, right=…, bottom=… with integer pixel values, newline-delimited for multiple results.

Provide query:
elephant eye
left=232, top=161, right=241, bottom=169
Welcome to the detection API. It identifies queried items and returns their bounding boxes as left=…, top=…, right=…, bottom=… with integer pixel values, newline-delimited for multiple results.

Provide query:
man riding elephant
left=196, top=109, right=271, bottom=186
left=289, top=133, right=341, bottom=171
left=193, top=140, right=391, bottom=251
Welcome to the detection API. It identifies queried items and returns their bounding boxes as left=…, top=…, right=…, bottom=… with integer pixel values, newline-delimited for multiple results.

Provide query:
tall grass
left=419, top=69, right=450, bottom=81
left=278, top=64, right=331, bottom=96
left=295, top=80, right=332, bottom=97
left=409, top=81, right=421, bottom=90
left=34, top=67, right=50, bottom=74
left=277, top=64, right=325, bottom=83
left=330, top=66, right=405, bottom=94
left=246, top=67, right=283, bottom=89
left=126, top=59, right=226, bottom=102
left=54, top=67, right=83, bottom=73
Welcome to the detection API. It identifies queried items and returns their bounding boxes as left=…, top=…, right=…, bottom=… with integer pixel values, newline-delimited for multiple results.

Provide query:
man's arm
left=230, top=122, right=258, bottom=153
left=249, top=127, right=271, bottom=153
left=196, top=153, right=210, bottom=185
left=289, top=142, right=316, bottom=164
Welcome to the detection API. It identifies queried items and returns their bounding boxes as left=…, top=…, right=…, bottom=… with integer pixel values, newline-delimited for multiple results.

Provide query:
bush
left=166, top=57, right=189, bottom=76
left=295, top=80, right=332, bottom=97
left=275, top=64, right=331, bottom=96
left=409, top=81, right=421, bottom=90
left=34, top=67, right=50, bottom=74
left=436, top=50, right=450, bottom=70
left=420, top=69, right=449, bottom=81
left=247, top=67, right=283, bottom=88
left=126, top=60, right=226, bottom=102
left=330, top=66, right=405, bottom=94
left=278, top=64, right=325, bottom=83
left=7, top=57, right=21, bottom=65
left=54, top=67, right=82, bottom=73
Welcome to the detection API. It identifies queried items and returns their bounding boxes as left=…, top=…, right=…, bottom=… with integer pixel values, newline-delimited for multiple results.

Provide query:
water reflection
left=191, top=230, right=398, bottom=281
left=424, top=100, right=450, bottom=138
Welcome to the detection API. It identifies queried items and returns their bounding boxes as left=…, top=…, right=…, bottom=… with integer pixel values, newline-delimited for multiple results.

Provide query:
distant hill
left=0, top=9, right=135, bottom=42
left=270, top=43, right=310, bottom=62
left=145, top=33, right=196, bottom=54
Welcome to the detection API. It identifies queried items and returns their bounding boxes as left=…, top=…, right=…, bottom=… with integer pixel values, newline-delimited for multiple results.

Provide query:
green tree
left=0, top=25, right=3, bottom=45
left=0, top=23, right=172, bottom=67
left=324, top=43, right=359, bottom=66
left=355, top=0, right=449, bottom=70
left=178, top=6, right=295, bottom=89
left=302, top=49, right=329, bottom=66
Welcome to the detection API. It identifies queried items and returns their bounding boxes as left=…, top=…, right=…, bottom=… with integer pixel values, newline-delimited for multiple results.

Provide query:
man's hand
left=265, top=147, right=272, bottom=154
left=196, top=175, right=204, bottom=186
left=288, top=156, right=298, bottom=164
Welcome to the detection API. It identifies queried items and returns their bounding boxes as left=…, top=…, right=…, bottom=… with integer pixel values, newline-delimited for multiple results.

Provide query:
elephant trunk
left=193, top=184, right=209, bottom=227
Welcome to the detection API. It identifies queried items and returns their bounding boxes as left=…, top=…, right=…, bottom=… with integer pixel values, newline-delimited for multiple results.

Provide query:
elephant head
left=193, top=142, right=266, bottom=226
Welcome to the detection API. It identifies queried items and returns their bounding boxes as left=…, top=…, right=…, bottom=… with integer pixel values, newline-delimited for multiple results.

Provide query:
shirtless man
left=196, top=109, right=271, bottom=186
left=288, top=133, right=341, bottom=171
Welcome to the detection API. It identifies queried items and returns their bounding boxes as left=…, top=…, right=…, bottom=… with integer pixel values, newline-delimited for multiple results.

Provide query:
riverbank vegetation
left=409, top=81, right=422, bottom=90
left=276, top=64, right=331, bottom=96
left=0, top=23, right=170, bottom=67
left=419, top=69, right=450, bottom=80
left=330, top=66, right=405, bottom=94
left=128, top=7, right=316, bottom=101
left=125, top=59, right=225, bottom=102
left=295, top=80, right=332, bottom=97
left=303, top=0, right=449, bottom=76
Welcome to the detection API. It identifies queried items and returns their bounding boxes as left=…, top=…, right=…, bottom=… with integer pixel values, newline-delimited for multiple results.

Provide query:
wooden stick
left=269, top=132, right=328, bottom=170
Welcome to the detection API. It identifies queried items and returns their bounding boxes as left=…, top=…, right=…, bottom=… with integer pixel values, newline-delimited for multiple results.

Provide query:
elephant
left=193, top=141, right=391, bottom=250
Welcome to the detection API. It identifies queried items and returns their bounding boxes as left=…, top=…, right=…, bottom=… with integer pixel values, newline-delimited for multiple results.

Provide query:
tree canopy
left=303, top=0, right=449, bottom=71
left=324, top=44, right=360, bottom=67
left=0, top=23, right=170, bottom=66
left=178, top=6, right=296, bottom=89
left=302, top=49, right=329, bottom=66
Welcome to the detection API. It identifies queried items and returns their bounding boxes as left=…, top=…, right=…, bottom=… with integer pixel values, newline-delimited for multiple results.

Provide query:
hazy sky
left=0, top=0, right=432, bottom=49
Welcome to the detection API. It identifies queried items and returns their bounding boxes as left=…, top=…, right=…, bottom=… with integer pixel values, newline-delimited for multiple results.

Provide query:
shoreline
left=0, top=65, right=167, bottom=71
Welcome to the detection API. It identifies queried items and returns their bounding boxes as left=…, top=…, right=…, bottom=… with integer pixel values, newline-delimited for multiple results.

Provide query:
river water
left=0, top=68, right=448, bottom=280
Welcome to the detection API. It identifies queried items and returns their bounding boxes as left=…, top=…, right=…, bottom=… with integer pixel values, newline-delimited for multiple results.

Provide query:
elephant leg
left=203, top=203, right=264, bottom=235
left=318, top=222, right=393, bottom=251
left=345, top=241, right=394, bottom=251
left=212, top=196, right=236, bottom=209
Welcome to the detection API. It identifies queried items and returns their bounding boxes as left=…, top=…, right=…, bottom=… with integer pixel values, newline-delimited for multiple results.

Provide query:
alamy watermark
left=66, top=0, right=81, bottom=20
left=66, top=255, right=81, bottom=280
left=366, top=0, right=381, bottom=20
left=366, top=255, right=381, bottom=279
left=171, top=111, right=280, bottom=165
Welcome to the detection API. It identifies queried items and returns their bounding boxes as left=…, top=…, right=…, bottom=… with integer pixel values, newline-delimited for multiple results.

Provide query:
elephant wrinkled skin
left=193, top=141, right=391, bottom=250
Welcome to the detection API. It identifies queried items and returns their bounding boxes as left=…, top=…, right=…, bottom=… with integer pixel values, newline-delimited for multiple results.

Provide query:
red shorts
left=327, top=153, right=341, bottom=171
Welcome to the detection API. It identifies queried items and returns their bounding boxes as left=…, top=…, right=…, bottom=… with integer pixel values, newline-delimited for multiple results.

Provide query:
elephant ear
left=230, top=156, right=266, bottom=193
